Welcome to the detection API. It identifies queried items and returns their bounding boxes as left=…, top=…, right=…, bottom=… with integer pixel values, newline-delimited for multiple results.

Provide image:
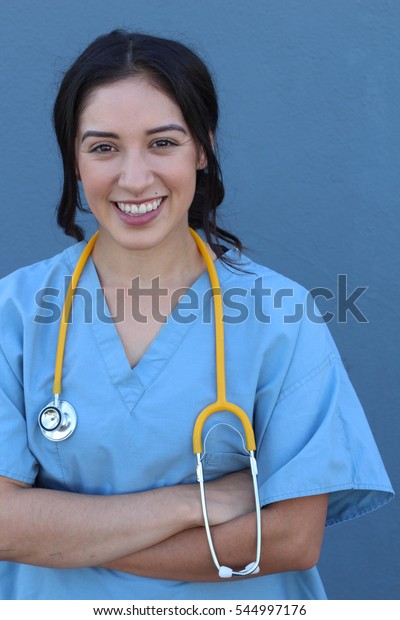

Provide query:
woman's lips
left=112, top=196, right=166, bottom=226
left=116, top=197, right=163, bottom=215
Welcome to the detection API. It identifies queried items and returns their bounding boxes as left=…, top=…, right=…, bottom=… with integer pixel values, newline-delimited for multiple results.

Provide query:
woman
left=0, top=29, right=393, bottom=600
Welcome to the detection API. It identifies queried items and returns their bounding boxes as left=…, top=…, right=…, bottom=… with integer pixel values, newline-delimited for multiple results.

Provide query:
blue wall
left=0, top=0, right=398, bottom=600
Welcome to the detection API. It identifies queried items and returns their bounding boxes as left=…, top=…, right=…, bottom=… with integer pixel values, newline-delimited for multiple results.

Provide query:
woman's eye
left=151, top=139, right=177, bottom=149
left=90, top=143, right=115, bottom=153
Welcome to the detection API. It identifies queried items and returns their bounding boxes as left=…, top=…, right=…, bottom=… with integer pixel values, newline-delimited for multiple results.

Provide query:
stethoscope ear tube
left=196, top=449, right=262, bottom=578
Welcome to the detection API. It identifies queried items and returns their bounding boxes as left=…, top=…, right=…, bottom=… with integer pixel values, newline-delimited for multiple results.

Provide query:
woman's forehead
left=79, top=77, right=187, bottom=128
left=78, top=77, right=187, bottom=132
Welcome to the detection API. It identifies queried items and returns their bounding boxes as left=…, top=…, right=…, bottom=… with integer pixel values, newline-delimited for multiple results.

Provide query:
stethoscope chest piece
left=38, top=399, right=77, bottom=442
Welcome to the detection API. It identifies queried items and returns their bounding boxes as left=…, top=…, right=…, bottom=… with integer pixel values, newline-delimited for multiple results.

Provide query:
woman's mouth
left=115, top=197, right=164, bottom=216
left=112, top=196, right=166, bottom=227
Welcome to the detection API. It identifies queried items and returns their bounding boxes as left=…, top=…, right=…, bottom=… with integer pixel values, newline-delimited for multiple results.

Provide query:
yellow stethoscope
left=38, top=227, right=262, bottom=578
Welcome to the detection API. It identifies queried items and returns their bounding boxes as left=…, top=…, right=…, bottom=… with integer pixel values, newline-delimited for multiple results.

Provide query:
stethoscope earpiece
left=218, top=566, right=233, bottom=579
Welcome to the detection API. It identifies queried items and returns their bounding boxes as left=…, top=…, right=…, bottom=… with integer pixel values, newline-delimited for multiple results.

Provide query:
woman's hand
left=203, top=469, right=255, bottom=526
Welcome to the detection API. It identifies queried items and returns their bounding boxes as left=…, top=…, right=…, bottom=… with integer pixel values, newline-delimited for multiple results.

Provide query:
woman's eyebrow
left=146, top=124, right=187, bottom=135
left=81, top=130, right=119, bottom=142
left=81, top=125, right=187, bottom=143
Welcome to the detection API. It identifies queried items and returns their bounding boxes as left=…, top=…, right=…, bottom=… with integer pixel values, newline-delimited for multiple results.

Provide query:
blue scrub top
left=0, top=239, right=394, bottom=600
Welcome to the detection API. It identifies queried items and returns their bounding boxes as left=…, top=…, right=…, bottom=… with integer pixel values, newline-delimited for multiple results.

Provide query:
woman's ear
left=197, top=148, right=208, bottom=170
left=197, top=133, right=214, bottom=170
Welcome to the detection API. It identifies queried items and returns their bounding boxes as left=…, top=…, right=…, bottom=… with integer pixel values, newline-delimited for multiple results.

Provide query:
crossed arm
left=0, top=472, right=328, bottom=582
left=104, top=493, right=328, bottom=582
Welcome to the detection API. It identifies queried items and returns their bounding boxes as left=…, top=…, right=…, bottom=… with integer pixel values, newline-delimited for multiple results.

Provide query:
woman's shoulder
left=220, top=249, right=309, bottom=301
left=0, top=241, right=85, bottom=317
left=218, top=249, right=331, bottom=347
left=0, top=242, right=84, bottom=290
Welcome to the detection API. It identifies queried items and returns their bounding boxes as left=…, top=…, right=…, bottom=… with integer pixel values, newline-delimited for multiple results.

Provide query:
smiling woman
left=54, top=31, right=235, bottom=257
left=0, top=29, right=393, bottom=601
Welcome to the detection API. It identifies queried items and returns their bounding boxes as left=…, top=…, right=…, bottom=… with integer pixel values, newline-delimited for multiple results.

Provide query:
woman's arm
left=0, top=470, right=255, bottom=569
left=104, top=494, right=328, bottom=581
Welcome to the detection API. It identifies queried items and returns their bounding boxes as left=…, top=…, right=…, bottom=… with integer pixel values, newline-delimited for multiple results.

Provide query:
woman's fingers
left=204, top=470, right=255, bottom=526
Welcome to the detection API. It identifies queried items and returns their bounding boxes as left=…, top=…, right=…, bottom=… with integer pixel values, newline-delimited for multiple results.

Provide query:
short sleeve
left=254, top=307, right=394, bottom=526
left=0, top=342, right=38, bottom=484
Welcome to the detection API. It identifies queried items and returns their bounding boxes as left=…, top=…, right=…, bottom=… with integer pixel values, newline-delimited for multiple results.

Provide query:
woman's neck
left=91, top=226, right=209, bottom=291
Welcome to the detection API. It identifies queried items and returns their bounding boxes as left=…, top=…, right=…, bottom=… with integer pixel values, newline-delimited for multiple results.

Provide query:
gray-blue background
left=0, top=0, right=398, bottom=600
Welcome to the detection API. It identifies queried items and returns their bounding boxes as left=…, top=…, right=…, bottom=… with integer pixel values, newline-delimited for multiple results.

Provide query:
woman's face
left=75, top=77, right=206, bottom=251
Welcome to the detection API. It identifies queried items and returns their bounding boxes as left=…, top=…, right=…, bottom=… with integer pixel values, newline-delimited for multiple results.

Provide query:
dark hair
left=53, top=29, right=243, bottom=260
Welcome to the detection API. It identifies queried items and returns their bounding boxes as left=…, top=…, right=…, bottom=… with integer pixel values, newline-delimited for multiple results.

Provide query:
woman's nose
left=117, top=151, right=154, bottom=194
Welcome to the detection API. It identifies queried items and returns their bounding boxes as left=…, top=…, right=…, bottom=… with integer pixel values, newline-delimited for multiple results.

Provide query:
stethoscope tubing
left=189, top=229, right=261, bottom=577
left=53, top=231, right=99, bottom=397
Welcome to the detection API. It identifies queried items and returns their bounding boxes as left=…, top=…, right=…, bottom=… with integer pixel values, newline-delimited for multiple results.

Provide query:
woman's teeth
left=116, top=197, right=163, bottom=215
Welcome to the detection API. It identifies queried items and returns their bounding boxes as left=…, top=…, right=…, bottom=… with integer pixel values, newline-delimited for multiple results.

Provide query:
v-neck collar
left=68, top=242, right=234, bottom=414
